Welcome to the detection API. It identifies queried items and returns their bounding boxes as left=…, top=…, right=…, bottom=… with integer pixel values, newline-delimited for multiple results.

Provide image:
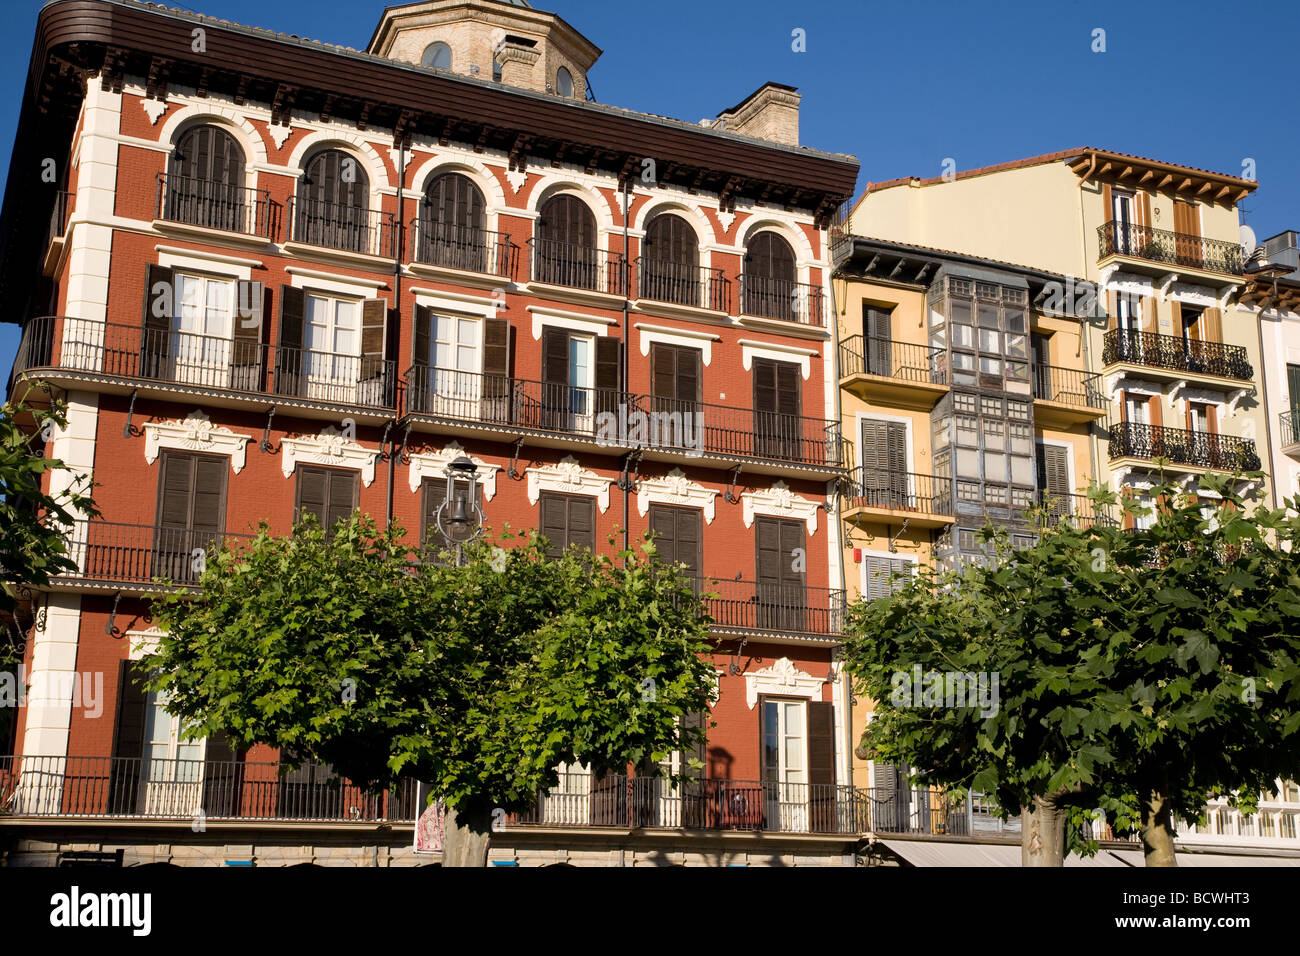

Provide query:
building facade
left=0, top=0, right=867, bottom=866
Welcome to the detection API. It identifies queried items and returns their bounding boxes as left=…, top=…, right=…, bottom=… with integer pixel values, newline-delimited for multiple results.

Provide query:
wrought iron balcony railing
left=702, top=578, right=844, bottom=637
left=13, top=316, right=396, bottom=411
left=1101, top=328, right=1253, bottom=381
left=1032, top=364, right=1105, bottom=409
left=1027, top=491, right=1118, bottom=530
left=1109, top=421, right=1261, bottom=471
left=288, top=196, right=397, bottom=258
left=1098, top=220, right=1245, bottom=275
left=156, top=173, right=278, bottom=238
left=633, top=258, right=730, bottom=312
left=408, top=219, right=517, bottom=278
left=641, top=395, right=846, bottom=469
left=739, top=274, right=825, bottom=327
left=56, top=520, right=256, bottom=588
left=1281, top=409, right=1300, bottom=451
left=842, top=467, right=952, bottom=516
left=528, top=238, right=628, bottom=295
left=839, top=335, right=947, bottom=386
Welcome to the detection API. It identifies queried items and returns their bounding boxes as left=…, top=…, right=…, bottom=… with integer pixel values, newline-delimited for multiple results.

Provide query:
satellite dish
left=1241, top=224, right=1257, bottom=256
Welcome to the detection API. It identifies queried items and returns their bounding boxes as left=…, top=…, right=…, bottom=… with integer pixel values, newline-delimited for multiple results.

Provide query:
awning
left=881, top=840, right=1130, bottom=867
left=1107, top=849, right=1300, bottom=867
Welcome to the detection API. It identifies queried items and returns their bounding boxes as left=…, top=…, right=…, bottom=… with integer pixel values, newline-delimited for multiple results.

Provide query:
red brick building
left=1, top=0, right=858, bottom=866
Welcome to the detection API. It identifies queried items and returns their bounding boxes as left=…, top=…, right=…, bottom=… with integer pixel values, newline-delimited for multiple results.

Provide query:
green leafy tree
left=146, top=515, right=716, bottom=865
left=0, top=389, right=97, bottom=671
left=843, top=475, right=1300, bottom=866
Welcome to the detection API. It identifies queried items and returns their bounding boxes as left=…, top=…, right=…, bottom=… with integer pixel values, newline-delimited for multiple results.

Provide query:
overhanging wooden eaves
left=1065, top=149, right=1255, bottom=206
left=1239, top=274, right=1300, bottom=313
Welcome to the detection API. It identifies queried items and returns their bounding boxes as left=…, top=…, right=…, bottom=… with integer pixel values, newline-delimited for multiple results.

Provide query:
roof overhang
left=833, top=236, right=1065, bottom=290
left=1065, top=148, right=1256, bottom=206
left=1239, top=273, right=1300, bottom=313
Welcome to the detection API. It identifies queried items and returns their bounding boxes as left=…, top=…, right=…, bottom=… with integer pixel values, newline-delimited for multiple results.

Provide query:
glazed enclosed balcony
left=287, top=196, right=398, bottom=260
left=633, top=258, right=730, bottom=313
left=527, top=238, right=628, bottom=297
left=1101, top=328, right=1253, bottom=383
left=840, top=468, right=955, bottom=529
left=738, top=274, right=825, bottom=328
left=1109, top=421, right=1261, bottom=472
left=1031, top=364, right=1106, bottom=428
left=12, top=316, right=397, bottom=422
left=52, top=520, right=255, bottom=594
left=155, top=172, right=278, bottom=240
left=1098, top=220, right=1245, bottom=278
left=408, top=218, right=517, bottom=279
left=404, top=368, right=847, bottom=475
left=838, top=335, right=948, bottom=409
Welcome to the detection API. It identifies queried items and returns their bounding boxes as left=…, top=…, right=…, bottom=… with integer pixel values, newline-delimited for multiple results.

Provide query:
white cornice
left=407, top=442, right=501, bottom=498
left=526, top=456, right=612, bottom=513
left=741, top=480, right=819, bottom=534
left=281, top=428, right=379, bottom=486
left=636, top=469, right=718, bottom=524
left=745, top=657, right=825, bottom=710
left=153, top=244, right=265, bottom=269
left=285, top=266, right=389, bottom=289
left=144, top=411, right=251, bottom=473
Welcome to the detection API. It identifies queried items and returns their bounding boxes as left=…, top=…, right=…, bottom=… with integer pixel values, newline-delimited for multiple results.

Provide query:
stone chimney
left=715, top=83, right=801, bottom=146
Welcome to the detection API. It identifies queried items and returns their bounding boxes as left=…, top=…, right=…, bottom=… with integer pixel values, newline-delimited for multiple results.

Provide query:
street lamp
left=435, top=456, right=483, bottom=565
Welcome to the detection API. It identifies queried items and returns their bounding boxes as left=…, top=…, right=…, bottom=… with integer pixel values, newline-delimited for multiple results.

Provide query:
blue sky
left=2, top=0, right=1296, bottom=364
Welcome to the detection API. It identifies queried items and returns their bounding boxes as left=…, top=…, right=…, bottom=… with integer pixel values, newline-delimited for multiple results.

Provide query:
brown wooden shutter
left=540, top=492, right=569, bottom=557
left=361, top=297, right=388, bottom=364
left=326, top=469, right=359, bottom=530
left=413, top=305, right=433, bottom=367
left=755, top=516, right=805, bottom=630
left=192, top=456, right=226, bottom=537
left=1141, top=295, right=1157, bottom=332
left=1204, top=307, right=1222, bottom=342
left=542, top=328, right=569, bottom=387
left=482, top=317, right=510, bottom=378
left=648, top=505, right=701, bottom=580
left=567, top=495, right=595, bottom=553
left=807, top=699, right=836, bottom=831
left=1102, top=183, right=1112, bottom=221
left=1036, top=442, right=1071, bottom=502
left=202, top=730, right=239, bottom=816
left=1107, top=289, right=1117, bottom=332
left=277, top=285, right=305, bottom=396
left=651, top=344, right=675, bottom=401
left=539, top=492, right=595, bottom=557
left=231, top=279, right=264, bottom=390
left=109, top=661, right=149, bottom=813
left=1140, top=191, right=1153, bottom=230
left=142, top=264, right=173, bottom=377
left=296, top=466, right=327, bottom=527
left=595, top=336, right=623, bottom=421
left=296, top=466, right=355, bottom=533
left=1148, top=394, right=1162, bottom=426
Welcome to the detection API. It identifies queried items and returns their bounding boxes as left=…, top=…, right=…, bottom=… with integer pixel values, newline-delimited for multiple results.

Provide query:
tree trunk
left=441, top=805, right=493, bottom=867
left=1140, top=789, right=1178, bottom=867
left=1021, top=794, right=1066, bottom=866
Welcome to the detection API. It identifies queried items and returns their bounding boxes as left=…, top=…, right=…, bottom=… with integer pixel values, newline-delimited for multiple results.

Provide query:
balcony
left=155, top=172, right=278, bottom=240
left=1179, top=796, right=1300, bottom=849
left=43, top=190, right=74, bottom=276
left=840, top=468, right=955, bottom=529
left=1031, top=364, right=1106, bottom=427
left=703, top=578, right=844, bottom=639
left=287, top=197, right=397, bottom=261
left=838, top=335, right=948, bottom=409
left=1281, top=410, right=1300, bottom=458
left=527, top=238, right=628, bottom=298
left=1109, top=421, right=1261, bottom=472
left=405, top=367, right=847, bottom=474
left=633, top=258, right=730, bottom=313
left=53, top=520, right=255, bottom=593
left=1101, top=328, right=1253, bottom=383
left=1098, top=220, right=1245, bottom=278
left=1026, top=491, right=1118, bottom=531
left=739, top=275, right=825, bottom=328
left=408, top=219, right=517, bottom=280
left=13, top=316, right=397, bottom=419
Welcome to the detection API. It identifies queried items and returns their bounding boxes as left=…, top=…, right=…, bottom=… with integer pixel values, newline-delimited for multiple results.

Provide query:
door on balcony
left=1114, top=293, right=1144, bottom=363
left=743, top=231, right=797, bottom=320
left=1030, top=332, right=1052, bottom=401
left=1036, top=442, right=1073, bottom=520
left=298, top=149, right=371, bottom=253
left=1289, top=364, right=1300, bottom=421
left=419, top=172, right=487, bottom=272
left=1111, top=189, right=1134, bottom=255
left=761, top=698, right=807, bottom=832
left=153, top=451, right=227, bottom=585
left=1187, top=401, right=1217, bottom=464
left=536, top=195, right=598, bottom=289
left=752, top=358, right=802, bottom=460
left=295, top=466, right=359, bottom=536
left=1173, top=199, right=1202, bottom=268
left=540, top=328, right=621, bottom=434
left=170, top=271, right=234, bottom=386
left=168, top=124, right=246, bottom=231
left=858, top=418, right=910, bottom=509
left=755, top=516, right=806, bottom=632
left=303, top=293, right=361, bottom=403
left=863, top=305, right=892, bottom=376
left=422, top=311, right=481, bottom=416
left=642, top=214, right=700, bottom=306
left=650, top=343, right=702, bottom=450
left=648, top=505, right=702, bottom=593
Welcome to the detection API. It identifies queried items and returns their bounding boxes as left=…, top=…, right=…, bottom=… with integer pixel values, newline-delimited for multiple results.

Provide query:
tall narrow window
left=303, top=293, right=360, bottom=402
left=540, top=328, right=621, bottom=434
left=752, top=357, right=803, bottom=461
left=536, top=195, right=598, bottom=289
left=297, top=150, right=371, bottom=253
left=743, top=232, right=797, bottom=320
left=641, top=215, right=699, bottom=306
left=418, top=173, right=487, bottom=271
left=648, top=505, right=702, bottom=590
left=170, top=271, right=234, bottom=386
left=1036, top=442, right=1073, bottom=518
left=555, top=66, right=574, bottom=98
left=153, top=450, right=227, bottom=585
left=1112, top=189, right=1134, bottom=255
left=755, top=516, right=805, bottom=632
left=166, top=125, right=246, bottom=231
left=863, top=305, right=893, bottom=376
left=421, top=41, right=452, bottom=70
left=858, top=418, right=909, bottom=509
left=649, top=343, right=702, bottom=419
left=295, top=465, right=359, bottom=535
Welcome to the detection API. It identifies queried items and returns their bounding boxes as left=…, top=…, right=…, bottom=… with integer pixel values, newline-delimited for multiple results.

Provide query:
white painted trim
left=289, top=272, right=380, bottom=299
left=1036, top=437, right=1077, bottom=496
left=284, top=130, right=390, bottom=197
left=158, top=250, right=251, bottom=283
left=857, top=548, right=919, bottom=600
left=529, top=306, right=618, bottom=340
left=406, top=155, right=508, bottom=233
left=285, top=266, right=389, bottom=289
left=745, top=657, right=825, bottom=710
left=281, top=429, right=379, bottom=486
left=410, top=287, right=501, bottom=310
left=739, top=340, right=815, bottom=380
left=635, top=468, right=718, bottom=523
left=635, top=324, right=719, bottom=365
left=126, top=628, right=166, bottom=661
left=407, top=442, right=500, bottom=499
left=525, top=456, right=613, bottom=513
left=741, top=481, right=819, bottom=535
left=154, top=244, right=264, bottom=270
left=144, top=411, right=252, bottom=474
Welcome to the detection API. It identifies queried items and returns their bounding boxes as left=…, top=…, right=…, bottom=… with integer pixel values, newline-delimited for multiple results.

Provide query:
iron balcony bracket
left=506, top=437, right=526, bottom=480
left=122, top=389, right=138, bottom=438
left=723, top=464, right=744, bottom=504
left=398, top=419, right=414, bottom=465
left=617, top=448, right=643, bottom=492
left=104, top=591, right=123, bottom=637
left=259, top=406, right=276, bottom=453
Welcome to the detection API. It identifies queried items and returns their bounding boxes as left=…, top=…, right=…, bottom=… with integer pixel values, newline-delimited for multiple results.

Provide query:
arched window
left=421, top=42, right=452, bottom=70
left=555, top=67, right=574, bottom=98
left=297, top=149, right=371, bottom=254
left=641, top=214, right=700, bottom=307
left=535, top=194, right=598, bottom=290
left=743, top=231, right=797, bottom=320
left=165, top=125, right=247, bottom=232
left=417, top=172, right=487, bottom=271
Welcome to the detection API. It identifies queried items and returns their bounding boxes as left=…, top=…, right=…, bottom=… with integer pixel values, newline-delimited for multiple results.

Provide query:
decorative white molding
left=529, top=306, right=617, bottom=340
left=739, top=339, right=816, bottom=380
left=281, top=428, right=378, bottom=486
left=525, top=456, right=611, bottom=513
left=154, top=244, right=264, bottom=270
left=635, top=324, right=719, bottom=365
left=506, top=168, right=528, bottom=194
left=142, top=99, right=169, bottom=125
left=741, top=481, right=819, bottom=534
left=126, top=628, right=165, bottom=661
left=717, top=209, right=736, bottom=233
left=407, top=442, right=501, bottom=499
left=388, top=146, right=412, bottom=175
left=636, top=469, right=718, bottom=523
left=268, top=124, right=293, bottom=150
left=286, top=266, right=389, bottom=289
left=144, top=411, right=251, bottom=473
left=745, top=657, right=825, bottom=710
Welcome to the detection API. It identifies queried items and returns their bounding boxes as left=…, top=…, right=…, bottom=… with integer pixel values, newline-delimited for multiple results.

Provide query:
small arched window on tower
left=422, top=42, right=452, bottom=71
left=555, top=66, right=574, bottom=98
